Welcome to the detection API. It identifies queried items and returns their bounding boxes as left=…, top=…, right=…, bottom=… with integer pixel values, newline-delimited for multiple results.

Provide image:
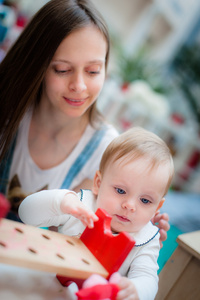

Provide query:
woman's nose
left=122, top=199, right=136, bottom=212
left=69, top=73, right=87, bottom=92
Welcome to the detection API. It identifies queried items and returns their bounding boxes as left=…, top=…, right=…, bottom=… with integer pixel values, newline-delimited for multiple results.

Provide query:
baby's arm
left=116, top=233, right=159, bottom=300
left=19, top=189, right=68, bottom=227
left=19, top=189, right=98, bottom=228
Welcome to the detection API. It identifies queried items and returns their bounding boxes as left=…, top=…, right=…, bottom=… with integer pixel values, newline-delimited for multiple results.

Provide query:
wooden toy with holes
left=0, top=193, right=135, bottom=288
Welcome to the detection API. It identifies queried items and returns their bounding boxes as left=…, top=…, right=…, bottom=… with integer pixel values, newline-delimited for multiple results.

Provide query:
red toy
left=57, top=208, right=135, bottom=290
left=0, top=193, right=10, bottom=219
left=76, top=282, right=119, bottom=300
left=76, top=273, right=121, bottom=300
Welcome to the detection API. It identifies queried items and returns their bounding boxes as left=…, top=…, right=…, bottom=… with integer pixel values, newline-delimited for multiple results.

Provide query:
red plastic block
left=76, top=283, right=119, bottom=300
left=80, top=208, right=135, bottom=275
left=0, top=194, right=10, bottom=219
left=57, top=208, right=135, bottom=287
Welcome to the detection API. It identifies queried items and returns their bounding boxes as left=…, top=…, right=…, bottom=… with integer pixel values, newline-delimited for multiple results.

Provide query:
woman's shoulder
left=90, top=121, right=119, bottom=142
left=103, top=121, right=119, bottom=137
left=84, top=122, right=118, bottom=158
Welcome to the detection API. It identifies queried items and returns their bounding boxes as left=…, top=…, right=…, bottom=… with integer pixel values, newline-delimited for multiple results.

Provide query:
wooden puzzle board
left=0, top=219, right=108, bottom=279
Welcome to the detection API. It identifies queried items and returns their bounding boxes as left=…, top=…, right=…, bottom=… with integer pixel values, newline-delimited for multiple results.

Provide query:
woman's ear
left=156, top=198, right=165, bottom=212
left=92, top=170, right=102, bottom=196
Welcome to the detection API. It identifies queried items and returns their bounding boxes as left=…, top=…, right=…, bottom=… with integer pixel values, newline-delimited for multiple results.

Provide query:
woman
left=0, top=0, right=169, bottom=245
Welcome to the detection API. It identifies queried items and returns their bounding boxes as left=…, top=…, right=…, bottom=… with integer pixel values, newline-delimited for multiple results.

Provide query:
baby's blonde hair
left=99, top=127, right=174, bottom=196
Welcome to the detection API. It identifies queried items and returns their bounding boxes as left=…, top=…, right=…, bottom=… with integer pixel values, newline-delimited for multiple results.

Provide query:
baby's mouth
left=115, top=214, right=130, bottom=222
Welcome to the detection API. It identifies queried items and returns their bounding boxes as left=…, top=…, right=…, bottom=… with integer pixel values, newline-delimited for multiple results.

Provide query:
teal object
left=158, top=224, right=183, bottom=273
left=0, top=10, right=7, bottom=42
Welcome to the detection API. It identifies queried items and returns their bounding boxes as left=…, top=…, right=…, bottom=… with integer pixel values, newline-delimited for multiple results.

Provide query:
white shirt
left=9, top=110, right=118, bottom=194
left=19, top=189, right=160, bottom=300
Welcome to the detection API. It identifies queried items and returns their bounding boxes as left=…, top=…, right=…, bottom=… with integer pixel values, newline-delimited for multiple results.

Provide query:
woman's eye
left=141, top=198, right=150, bottom=204
left=87, top=66, right=101, bottom=75
left=88, top=70, right=100, bottom=75
left=115, top=188, right=125, bottom=194
left=55, top=69, right=69, bottom=74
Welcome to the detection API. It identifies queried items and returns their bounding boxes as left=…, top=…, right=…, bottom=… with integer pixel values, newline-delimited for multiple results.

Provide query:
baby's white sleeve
left=127, top=235, right=160, bottom=300
left=18, top=189, right=71, bottom=227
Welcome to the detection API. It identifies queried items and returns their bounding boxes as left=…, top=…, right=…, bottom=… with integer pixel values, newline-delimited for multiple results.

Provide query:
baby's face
left=94, top=157, right=168, bottom=233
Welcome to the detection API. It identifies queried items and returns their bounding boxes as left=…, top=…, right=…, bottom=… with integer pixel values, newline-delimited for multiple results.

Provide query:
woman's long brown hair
left=0, top=0, right=110, bottom=161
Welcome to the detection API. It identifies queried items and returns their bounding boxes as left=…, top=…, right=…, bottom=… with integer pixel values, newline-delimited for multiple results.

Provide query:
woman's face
left=42, top=25, right=107, bottom=119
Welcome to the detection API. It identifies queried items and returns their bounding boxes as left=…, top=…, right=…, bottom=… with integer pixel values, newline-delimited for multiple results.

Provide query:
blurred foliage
left=110, top=36, right=170, bottom=95
left=172, top=43, right=200, bottom=126
left=110, top=35, right=200, bottom=128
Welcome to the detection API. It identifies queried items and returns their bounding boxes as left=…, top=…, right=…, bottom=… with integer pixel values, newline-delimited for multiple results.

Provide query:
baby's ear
left=156, top=198, right=165, bottom=212
left=92, top=170, right=101, bottom=196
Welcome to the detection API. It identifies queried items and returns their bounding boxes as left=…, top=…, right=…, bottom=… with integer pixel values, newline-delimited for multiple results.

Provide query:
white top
left=9, top=110, right=118, bottom=194
left=19, top=189, right=160, bottom=300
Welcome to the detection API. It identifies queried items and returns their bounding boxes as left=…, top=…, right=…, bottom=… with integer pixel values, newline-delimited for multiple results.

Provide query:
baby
left=19, top=126, right=174, bottom=300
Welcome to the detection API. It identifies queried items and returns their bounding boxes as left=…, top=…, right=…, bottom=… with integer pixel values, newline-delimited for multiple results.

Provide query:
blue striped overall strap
left=61, top=127, right=106, bottom=189
left=0, top=134, right=17, bottom=194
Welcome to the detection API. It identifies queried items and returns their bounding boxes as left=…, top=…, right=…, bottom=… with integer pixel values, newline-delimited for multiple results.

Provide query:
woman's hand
left=60, top=192, right=98, bottom=228
left=151, top=211, right=170, bottom=248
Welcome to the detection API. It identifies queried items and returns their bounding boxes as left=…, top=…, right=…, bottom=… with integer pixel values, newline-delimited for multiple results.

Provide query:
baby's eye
left=115, top=188, right=125, bottom=194
left=141, top=198, right=150, bottom=204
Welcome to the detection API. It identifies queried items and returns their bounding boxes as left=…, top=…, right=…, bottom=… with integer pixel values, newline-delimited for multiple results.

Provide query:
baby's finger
left=80, top=216, right=95, bottom=228
left=81, top=217, right=90, bottom=227
left=87, top=218, right=94, bottom=228
left=79, top=208, right=99, bottom=222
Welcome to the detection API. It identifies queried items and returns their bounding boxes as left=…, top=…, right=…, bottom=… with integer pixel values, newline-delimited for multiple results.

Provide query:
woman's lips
left=64, top=97, right=87, bottom=106
left=115, top=214, right=130, bottom=222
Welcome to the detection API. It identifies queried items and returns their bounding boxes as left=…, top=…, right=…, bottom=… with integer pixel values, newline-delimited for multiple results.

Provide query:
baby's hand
left=109, top=273, right=139, bottom=300
left=60, top=192, right=98, bottom=228
left=116, top=276, right=139, bottom=300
